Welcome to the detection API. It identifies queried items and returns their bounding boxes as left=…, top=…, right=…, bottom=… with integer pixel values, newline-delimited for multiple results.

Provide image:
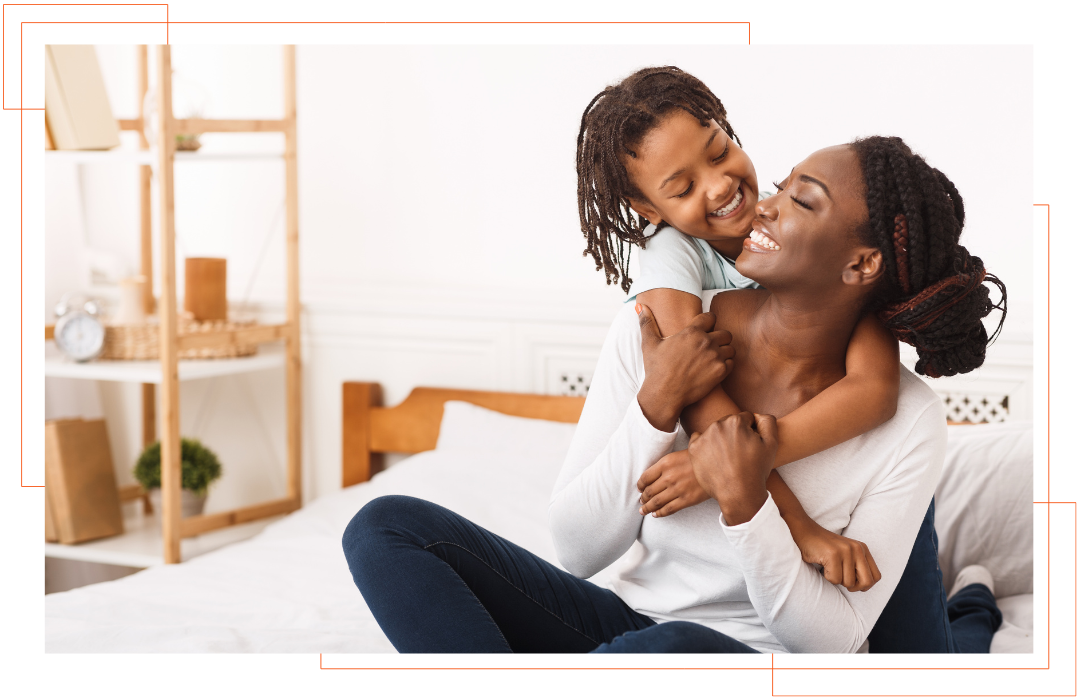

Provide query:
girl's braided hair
left=576, top=66, right=739, bottom=293
left=852, top=136, right=1007, bottom=377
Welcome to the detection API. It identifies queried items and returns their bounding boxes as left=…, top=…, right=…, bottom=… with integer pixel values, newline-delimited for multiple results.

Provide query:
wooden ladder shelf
left=47, top=46, right=303, bottom=564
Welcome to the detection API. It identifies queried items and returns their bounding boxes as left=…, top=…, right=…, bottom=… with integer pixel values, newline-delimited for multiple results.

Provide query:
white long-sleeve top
left=548, top=297, right=947, bottom=653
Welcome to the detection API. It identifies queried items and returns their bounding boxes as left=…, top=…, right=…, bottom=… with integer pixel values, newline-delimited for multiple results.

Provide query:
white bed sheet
left=45, top=441, right=1033, bottom=653
left=45, top=447, right=564, bottom=653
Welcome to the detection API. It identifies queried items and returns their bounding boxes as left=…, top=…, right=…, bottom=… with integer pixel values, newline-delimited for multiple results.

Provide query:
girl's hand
left=637, top=442, right=710, bottom=518
left=790, top=521, right=882, bottom=593
left=636, top=303, right=735, bottom=432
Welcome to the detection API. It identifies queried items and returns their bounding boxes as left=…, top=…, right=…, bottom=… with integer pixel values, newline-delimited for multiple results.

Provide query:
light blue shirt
left=626, top=223, right=760, bottom=302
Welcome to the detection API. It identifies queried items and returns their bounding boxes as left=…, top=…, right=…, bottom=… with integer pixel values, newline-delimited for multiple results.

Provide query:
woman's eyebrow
left=798, top=174, right=832, bottom=199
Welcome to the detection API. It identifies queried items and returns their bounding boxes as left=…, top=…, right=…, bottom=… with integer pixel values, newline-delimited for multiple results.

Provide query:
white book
left=44, top=45, right=120, bottom=150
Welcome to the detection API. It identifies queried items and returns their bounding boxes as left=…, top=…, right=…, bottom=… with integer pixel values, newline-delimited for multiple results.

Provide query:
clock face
left=56, top=312, right=105, bottom=362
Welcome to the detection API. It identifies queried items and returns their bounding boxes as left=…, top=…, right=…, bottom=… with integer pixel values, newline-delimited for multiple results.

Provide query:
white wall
left=44, top=45, right=1034, bottom=506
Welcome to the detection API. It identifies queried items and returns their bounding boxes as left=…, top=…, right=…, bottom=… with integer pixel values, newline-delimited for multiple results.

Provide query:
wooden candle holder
left=184, top=257, right=227, bottom=321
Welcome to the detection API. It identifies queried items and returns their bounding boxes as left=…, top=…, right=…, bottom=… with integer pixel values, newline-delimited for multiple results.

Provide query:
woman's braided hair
left=576, top=66, right=739, bottom=293
left=851, top=136, right=1007, bottom=377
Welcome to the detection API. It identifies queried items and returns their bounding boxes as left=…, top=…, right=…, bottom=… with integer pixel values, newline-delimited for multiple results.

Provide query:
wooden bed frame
left=342, top=383, right=586, bottom=487
left=341, top=381, right=985, bottom=487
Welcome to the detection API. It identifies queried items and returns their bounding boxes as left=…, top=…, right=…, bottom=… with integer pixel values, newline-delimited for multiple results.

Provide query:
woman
left=342, top=136, right=1005, bottom=653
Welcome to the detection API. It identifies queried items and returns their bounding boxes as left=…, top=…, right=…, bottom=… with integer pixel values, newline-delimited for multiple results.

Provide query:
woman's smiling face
left=735, top=144, right=873, bottom=293
left=623, top=110, right=758, bottom=253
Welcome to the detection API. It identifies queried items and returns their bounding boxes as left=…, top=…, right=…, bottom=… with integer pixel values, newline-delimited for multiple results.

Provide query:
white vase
left=112, top=276, right=147, bottom=325
left=147, top=488, right=207, bottom=521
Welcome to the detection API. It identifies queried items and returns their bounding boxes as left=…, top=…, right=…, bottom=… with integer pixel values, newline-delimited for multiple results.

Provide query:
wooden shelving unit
left=45, top=45, right=302, bottom=565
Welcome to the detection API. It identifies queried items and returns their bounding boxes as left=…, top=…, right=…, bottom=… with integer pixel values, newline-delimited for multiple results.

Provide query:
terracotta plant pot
left=147, top=488, right=207, bottom=521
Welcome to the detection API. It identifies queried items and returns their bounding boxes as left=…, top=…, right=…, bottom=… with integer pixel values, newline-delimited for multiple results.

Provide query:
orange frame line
left=3, top=4, right=170, bottom=109
left=3, top=12, right=751, bottom=109
left=23, top=20, right=1054, bottom=687
left=318, top=653, right=770, bottom=670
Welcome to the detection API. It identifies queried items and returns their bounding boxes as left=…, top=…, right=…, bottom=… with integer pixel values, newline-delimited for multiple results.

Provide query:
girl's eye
left=712, top=143, right=730, bottom=163
left=675, top=182, right=693, bottom=198
left=772, top=180, right=811, bottom=209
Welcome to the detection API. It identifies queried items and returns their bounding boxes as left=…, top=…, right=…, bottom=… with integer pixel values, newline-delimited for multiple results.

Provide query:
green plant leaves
left=133, top=437, right=223, bottom=497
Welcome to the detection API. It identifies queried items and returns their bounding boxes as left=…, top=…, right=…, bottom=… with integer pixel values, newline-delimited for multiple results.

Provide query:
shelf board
left=44, top=346, right=285, bottom=383
left=44, top=510, right=283, bottom=568
left=44, top=149, right=283, bottom=165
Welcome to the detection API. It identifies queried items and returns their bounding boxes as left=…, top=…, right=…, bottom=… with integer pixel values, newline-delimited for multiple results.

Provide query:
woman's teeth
left=711, top=189, right=743, bottom=217
left=749, top=230, right=780, bottom=250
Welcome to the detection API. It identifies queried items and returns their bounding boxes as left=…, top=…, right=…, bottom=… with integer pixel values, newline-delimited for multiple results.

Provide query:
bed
left=44, top=382, right=1034, bottom=653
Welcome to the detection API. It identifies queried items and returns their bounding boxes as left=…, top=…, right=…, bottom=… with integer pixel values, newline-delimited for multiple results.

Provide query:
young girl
left=576, top=66, right=901, bottom=591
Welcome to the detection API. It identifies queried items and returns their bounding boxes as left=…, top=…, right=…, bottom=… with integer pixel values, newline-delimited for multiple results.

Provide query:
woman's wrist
left=716, top=482, right=769, bottom=526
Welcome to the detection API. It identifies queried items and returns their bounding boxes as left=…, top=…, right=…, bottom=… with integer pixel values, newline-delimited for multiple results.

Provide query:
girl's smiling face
left=623, top=110, right=758, bottom=257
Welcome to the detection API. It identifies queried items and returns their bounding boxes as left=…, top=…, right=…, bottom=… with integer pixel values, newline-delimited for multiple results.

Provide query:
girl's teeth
left=713, top=189, right=743, bottom=216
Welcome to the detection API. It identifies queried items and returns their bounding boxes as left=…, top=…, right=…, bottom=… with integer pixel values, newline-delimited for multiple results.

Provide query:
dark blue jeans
left=868, top=498, right=1002, bottom=653
left=343, top=495, right=1000, bottom=653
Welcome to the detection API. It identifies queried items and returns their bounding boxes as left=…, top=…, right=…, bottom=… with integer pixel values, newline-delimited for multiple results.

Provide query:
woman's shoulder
left=700, top=288, right=767, bottom=337
left=706, top=288, right=769, bottom=321
left=896, top=366, right=948, bottom=426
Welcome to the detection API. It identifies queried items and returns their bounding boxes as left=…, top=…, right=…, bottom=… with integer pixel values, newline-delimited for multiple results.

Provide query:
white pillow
left=934, top=421, right=1034, bottom=598
left=435, top=400, right=579, bottom=463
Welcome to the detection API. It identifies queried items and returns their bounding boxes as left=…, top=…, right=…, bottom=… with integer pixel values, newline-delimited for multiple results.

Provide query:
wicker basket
left=101, top=319, right=258, bottom=360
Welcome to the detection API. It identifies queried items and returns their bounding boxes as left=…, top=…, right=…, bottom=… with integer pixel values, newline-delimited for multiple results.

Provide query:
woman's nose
left=756, top=200, right=778, bottom=220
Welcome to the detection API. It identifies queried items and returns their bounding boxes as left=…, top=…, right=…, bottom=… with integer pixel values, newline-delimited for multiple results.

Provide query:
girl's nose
left=706, top=173, right=734, bottom=203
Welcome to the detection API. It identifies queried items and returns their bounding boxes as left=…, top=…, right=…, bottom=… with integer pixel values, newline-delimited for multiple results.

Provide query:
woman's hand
left=637, top=443, right=710, bottom=518
left=636, top=303, right=735, bottom=432
left=789, top=520, right=882, bottom=593
left=688, top=412, right=778, bottom=526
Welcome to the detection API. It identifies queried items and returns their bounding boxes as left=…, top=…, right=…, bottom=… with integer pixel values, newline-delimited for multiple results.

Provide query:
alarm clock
left=53, top=293, right=105, bottom=362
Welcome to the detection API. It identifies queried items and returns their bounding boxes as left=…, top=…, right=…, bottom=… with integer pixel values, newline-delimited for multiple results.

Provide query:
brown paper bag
left=44, top=418, right=124, bottom=544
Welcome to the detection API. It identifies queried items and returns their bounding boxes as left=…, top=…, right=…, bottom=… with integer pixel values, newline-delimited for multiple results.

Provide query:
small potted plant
left=134, top=437, right=223, bottom=519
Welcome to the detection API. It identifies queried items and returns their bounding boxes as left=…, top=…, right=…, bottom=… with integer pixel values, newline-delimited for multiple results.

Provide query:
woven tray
left=101, top=319, right=258, bottom=360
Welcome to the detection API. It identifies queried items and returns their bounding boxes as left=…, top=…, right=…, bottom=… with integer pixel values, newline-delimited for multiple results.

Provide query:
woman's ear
left=842, top=248, right=886, bottom=287
left=627, top=198, right=664, bottom=226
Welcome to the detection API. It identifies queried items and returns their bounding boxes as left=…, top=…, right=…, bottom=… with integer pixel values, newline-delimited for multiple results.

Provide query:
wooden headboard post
left=342, top=382, right=384, bottom=487
left=342, top=382, right=585, bottom=488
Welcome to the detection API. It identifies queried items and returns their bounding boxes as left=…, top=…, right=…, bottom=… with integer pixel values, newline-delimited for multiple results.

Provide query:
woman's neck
left=746, top=291, right=862, bottom=378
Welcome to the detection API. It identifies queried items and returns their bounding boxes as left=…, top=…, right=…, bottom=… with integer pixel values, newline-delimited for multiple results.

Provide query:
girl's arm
left=638, top=289, right=900, bottom=463
left=772, top=313, right=899, bottom=464
left=635, top=290, right=822, bottom=525
left=636, top=288, right=895, bottom=590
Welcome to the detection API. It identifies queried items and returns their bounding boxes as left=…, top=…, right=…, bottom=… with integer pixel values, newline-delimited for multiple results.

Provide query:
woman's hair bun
left=877, top=248, right=1006, bottom=377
